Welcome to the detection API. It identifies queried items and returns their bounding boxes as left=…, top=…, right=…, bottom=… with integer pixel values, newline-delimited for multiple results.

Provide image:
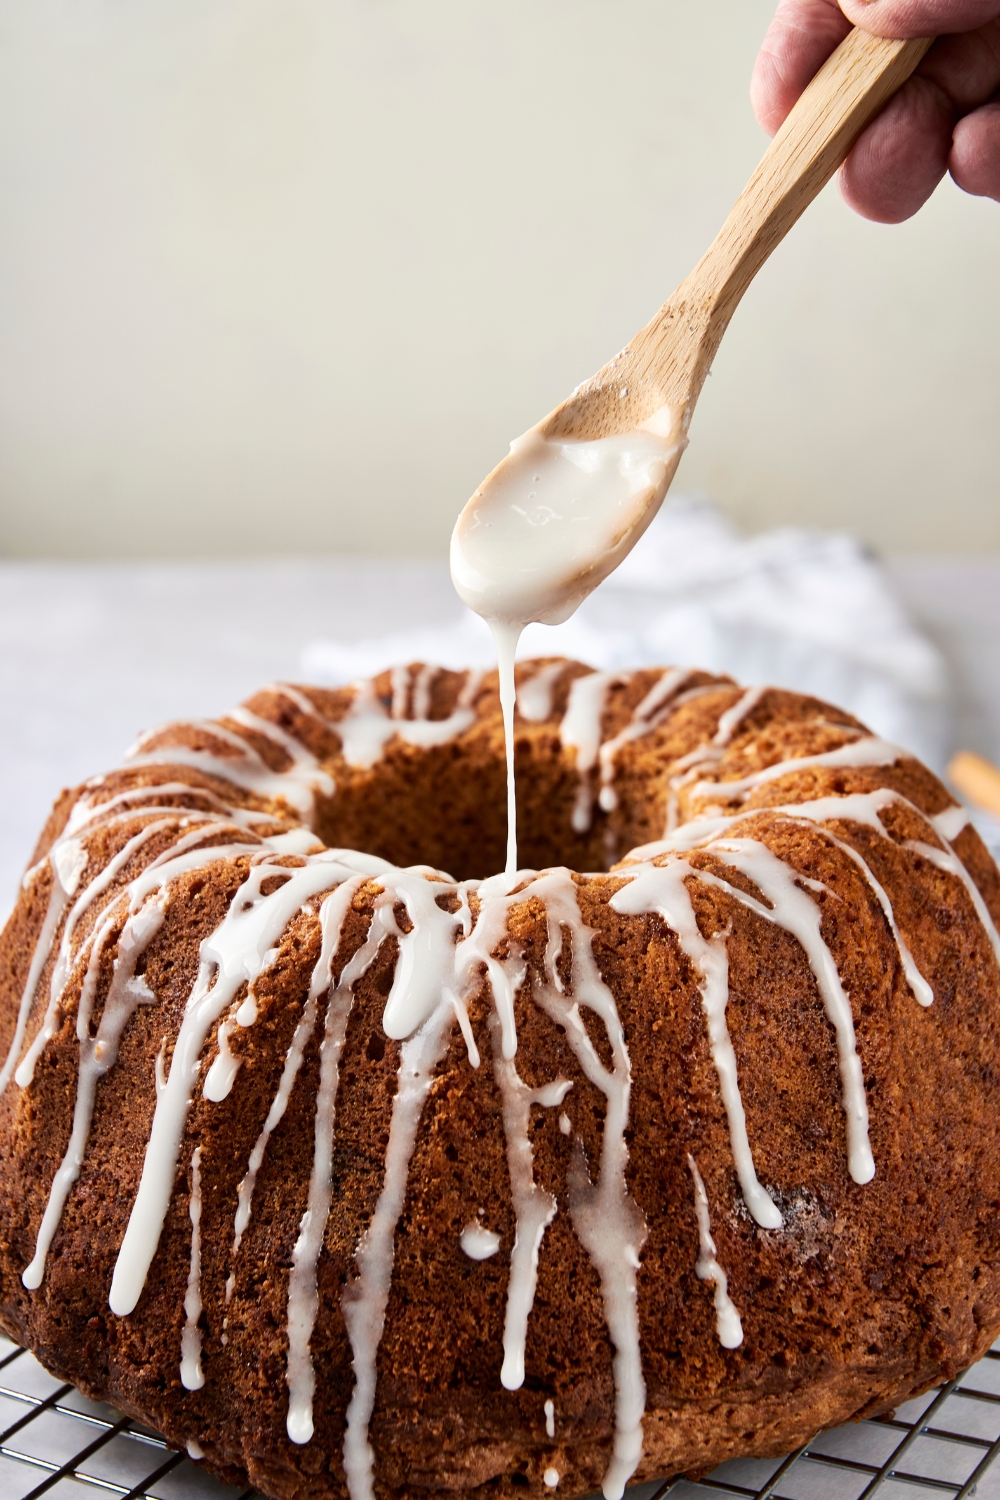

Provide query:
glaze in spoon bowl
left=450, top=404, right=685, bottom=630
left=451, top=26, right=933, bottom=637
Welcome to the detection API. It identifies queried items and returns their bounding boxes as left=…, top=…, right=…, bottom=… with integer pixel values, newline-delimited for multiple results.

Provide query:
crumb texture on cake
left=0, top=659, right=999, bottom=1500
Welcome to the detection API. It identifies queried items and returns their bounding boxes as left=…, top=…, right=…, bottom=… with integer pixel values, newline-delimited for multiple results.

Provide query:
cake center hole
left=316, top=740, right=656, bottom=882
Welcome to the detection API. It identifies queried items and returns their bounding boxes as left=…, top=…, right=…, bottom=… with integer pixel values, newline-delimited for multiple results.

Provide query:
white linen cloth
left=303, top=497, right=950, bottom=770
left=4, top=507, right=1000, bottom=915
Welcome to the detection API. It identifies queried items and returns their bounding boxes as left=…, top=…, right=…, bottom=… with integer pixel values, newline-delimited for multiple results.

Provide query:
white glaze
left=493, top=622, right=522, bottom=877
left=705, top=839, right=874, bottom=1185
left=527, top=870, right=648, bottom=1500
left=686, top=1155, right=743, bottom=1350
left=768, top=795, right=934, bottom=1008
left=611, top=861, right=781, bottom=1229
left=333, top=668, right=482, bottom=770
left=230, top=705, right=334, bottom=792
left=460, top=1223, right=502, bottom=1260
left=379, top=872, right=480, bottom=1040
left=223, top=882, right=359, bottom=1304
left=203, top=1018, right=242, bottom=1103
left=691, top=736, right=902, bottom=802
left=0, top=860, right=73, bottom=1099
left=598, top=669, right=691, bottom=814
left=932, top=804, right=970, bottom=842
left=545, top=1469, right=560, bottom=1488
left=341, top=1001, right=456, bottom=1500
left=642, top=685, right=771, bottom=835
left=453, top=873, right=528, bottom=1063
left=517, top=661, right=566, bottom=723
left=22, top=891, right=167, bottom=1289
left=325, top=680, right=396, bottom=770
left=906, top=839, right=1000, bottom=971
left=180, top=1147, right=205, bottom=1391
left=109, top=853, right=377, bottom=1317
left=451, top=404, right=683, bottom=886
left=332, top=874, right=520, bottom=1488
left=491, top=1025, right=568, bottom=1391
left=713, top=685, right=767, bottom=747
left=560, top=672, right=623, bottom=834
left=62, top=781, right=268, bottom=839
left=16, top=818, right=178, bottom=1089
left=229, top=990, right=313, bottom=1283
left=450, top=404, right=685, bottom=631
left=125, top=719, right=333, bottom=822
left=545, top=1398, right=556, bottom=1438
left=391, top=670, right=483, bottom=750
left=52, top=838, right=89, bottom=895
left=284, top=875, right=381, bottom=1443
left=635, top=787, right=939, bottom=1009
left=390, top=665, right=409, bottom=720
left=290, top=860, right=648, bottom=1499
left=412, top=664, right=435, bottom=721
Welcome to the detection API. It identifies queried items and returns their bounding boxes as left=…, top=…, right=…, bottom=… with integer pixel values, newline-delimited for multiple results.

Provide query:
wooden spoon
left=545, top=25, right=933, bottom=443
left=949, top=751, right=1000, bottom=821
left=451, top=25, right=932, bottom=881
left=451, top=26, right=933, bottom=638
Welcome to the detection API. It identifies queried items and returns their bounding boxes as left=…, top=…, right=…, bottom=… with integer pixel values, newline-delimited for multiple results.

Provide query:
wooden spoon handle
left=547, top=27, right=933, bottom=440
left=949, top=751, right=1000, bottom=821
left=656, top=27, right=935, bottom=411
left=696, top=28, right=934, bottom=325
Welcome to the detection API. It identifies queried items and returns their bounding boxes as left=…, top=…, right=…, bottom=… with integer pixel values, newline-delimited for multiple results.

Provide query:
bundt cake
left=1, top=658, right=999, bottom=1500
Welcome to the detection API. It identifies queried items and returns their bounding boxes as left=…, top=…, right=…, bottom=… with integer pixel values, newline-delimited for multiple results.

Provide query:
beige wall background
left=0, top=0, right=996, bottom=561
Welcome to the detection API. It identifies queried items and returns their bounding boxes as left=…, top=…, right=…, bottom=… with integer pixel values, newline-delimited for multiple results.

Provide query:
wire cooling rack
left=0, top=1333, right=999, bottom=1500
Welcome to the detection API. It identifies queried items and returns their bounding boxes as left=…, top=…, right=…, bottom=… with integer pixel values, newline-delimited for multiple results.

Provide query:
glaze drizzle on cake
left=1, top=660, right=999, bottom=1500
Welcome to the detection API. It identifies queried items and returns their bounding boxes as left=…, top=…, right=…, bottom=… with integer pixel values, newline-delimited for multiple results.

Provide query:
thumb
left=839, top=0, right=1000, bottom=38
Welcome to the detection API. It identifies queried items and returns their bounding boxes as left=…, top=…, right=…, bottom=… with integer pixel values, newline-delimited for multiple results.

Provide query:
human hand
left=751, top=0, right=1000, bottom=221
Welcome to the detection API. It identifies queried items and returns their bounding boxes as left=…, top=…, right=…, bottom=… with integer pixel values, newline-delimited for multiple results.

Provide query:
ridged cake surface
left=0, top=659, right=999, bottom=1500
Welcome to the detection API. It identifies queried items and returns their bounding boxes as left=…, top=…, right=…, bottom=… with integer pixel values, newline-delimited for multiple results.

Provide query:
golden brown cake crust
left=0, top=660, right=998, bottom=1500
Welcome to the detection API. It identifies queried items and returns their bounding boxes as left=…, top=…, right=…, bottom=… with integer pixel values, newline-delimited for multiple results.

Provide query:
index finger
left=839, top=0, right=1000, bottom=39
left=751, top=0, right=852, bottom=135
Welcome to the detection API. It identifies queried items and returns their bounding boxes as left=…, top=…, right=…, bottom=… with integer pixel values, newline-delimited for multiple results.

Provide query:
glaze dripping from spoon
left=450, top=26, right=932, bottom=877
left=452, top=403, right=685, bottom=877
